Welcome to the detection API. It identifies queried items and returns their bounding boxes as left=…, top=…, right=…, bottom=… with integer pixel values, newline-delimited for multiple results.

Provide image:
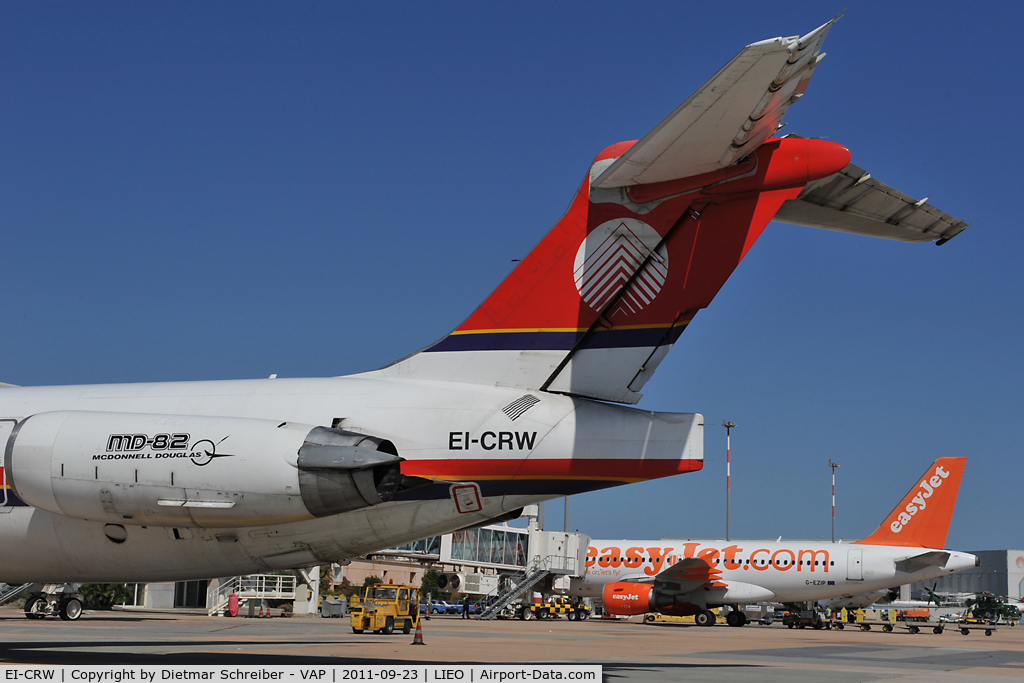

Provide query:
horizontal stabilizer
left=895, top=551, right=951, bottom=573
left=593, top=18, right=837, bottom=188
left=773, top=161, right=970, bottom=243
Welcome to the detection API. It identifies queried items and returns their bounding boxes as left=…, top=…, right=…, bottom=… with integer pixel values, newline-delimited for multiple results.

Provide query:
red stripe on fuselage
left=401, top=458, right=702, bottom=483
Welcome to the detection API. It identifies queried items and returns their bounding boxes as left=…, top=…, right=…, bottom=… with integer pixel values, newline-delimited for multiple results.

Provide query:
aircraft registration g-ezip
left=1, top=19, right=968, bottom=587
left=572, top=458, right=978, bottom=626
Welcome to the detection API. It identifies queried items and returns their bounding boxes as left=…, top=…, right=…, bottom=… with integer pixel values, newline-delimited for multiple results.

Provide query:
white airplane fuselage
left=0, top=377, right=702, bottom=582
left=570, top=539, right=977, bottom=606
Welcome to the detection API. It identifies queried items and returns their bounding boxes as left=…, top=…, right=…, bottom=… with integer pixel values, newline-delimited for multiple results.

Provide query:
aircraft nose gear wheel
left=59, top=598, right=83, bottom=621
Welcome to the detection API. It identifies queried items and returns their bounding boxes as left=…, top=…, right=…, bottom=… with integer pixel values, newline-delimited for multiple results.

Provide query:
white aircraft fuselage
left=571, top=539, right=978, bottom=606
left=0, top=376, right=701, bottom=582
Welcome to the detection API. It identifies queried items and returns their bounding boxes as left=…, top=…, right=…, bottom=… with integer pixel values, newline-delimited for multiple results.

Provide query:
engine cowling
left=5, top=411, right=403, bottom=527
left=602, top=581, right=679, bottom=616
left=603, top=582, right=652, bottom=615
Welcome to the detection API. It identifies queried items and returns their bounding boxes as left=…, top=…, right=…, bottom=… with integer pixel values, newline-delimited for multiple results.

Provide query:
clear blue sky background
left=2, top=2, right=1020, bottom=551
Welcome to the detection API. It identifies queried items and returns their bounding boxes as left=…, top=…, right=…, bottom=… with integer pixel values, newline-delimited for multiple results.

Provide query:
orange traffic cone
left=411, top=619, right=425, bottom=645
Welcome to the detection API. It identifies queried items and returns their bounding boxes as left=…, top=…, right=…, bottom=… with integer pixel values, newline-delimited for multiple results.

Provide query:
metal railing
left=476, top=555, right=575, bottom=620
left=207, top=574, right=297, bottom=617
left=0, top=583, right=29, bottom=605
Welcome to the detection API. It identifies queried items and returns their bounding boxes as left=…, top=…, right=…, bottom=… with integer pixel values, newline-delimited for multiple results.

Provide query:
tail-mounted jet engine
left=4, top=411, right=404, bottom=527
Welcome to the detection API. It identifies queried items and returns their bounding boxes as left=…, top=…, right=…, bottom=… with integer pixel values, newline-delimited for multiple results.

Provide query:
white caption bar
left=0, top=666, right=601, bottom=683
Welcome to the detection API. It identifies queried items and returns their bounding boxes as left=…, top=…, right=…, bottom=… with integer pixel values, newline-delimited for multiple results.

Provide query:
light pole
left=723, top=421, right=736, bottom=541
left=829, top=460, right=840, bottom=542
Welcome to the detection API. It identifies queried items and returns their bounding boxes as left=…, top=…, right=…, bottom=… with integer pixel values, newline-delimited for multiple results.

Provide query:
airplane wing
left=773, top=160, right=971, bottom=243
left=592, top=17, right=838, bottom=188
left=652, top=556, right=724, bottom=593
left=895, top=551, right=952, bottom=573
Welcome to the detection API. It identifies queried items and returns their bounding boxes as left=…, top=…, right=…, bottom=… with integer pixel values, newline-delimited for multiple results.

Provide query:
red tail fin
left=378, top=137, right=848, bottom=403
left=854, top=457, right=966, bottom=549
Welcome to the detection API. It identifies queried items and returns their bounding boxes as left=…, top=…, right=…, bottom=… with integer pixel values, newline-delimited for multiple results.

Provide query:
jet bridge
left=369, top=505, right=590, bottom=618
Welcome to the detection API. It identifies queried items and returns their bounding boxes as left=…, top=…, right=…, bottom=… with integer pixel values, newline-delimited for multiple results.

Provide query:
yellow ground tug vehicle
left=519, top=596, right=590, bottom=621
left=349, top=584, right=419, bottom=634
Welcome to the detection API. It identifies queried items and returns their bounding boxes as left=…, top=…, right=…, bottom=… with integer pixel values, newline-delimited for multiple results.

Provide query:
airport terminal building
left=911, top=550, right=1024, bottom=600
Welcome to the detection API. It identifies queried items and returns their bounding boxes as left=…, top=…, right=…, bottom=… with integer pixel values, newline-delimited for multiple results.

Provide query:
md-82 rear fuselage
left=0, top=379, right=700, bottom=582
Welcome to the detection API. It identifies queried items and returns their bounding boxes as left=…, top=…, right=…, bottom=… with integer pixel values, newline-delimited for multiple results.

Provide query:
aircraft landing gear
left=59, top=597, right=83, bottom=621
left=21, top=584, right=85, bottom=621
left=24, top=596, right=46, bottom=619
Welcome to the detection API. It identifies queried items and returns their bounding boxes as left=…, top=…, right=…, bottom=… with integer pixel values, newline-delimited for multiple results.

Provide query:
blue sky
left=2, top=2, right=1020, bottom=551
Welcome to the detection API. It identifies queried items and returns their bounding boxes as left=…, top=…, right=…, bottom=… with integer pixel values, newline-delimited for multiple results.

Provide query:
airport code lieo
left=1, top=668, right=601, bottom=683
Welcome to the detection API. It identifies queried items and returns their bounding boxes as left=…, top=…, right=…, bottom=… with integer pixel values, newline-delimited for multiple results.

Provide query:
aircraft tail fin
left=364, top=19, right=959, bottom=405
left=854, top=457, right=966, bottom=549
left=368, top=137, right=848, bottom=402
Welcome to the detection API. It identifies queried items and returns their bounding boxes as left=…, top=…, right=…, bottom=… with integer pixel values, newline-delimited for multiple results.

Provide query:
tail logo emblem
left=574, top=218, right=668, bottom=316
left=890, top=464, right=950, bottom=533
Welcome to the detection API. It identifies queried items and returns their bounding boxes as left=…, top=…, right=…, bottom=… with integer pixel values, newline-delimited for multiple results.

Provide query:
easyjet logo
left=890, top=464, right=950, bottom=533
left=586, top=543, right=830, bottom=575
left=610, top=593, right=639, bottom=601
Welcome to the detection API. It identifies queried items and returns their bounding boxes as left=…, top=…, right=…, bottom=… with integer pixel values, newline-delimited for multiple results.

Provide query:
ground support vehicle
left=644, top=613, right=694, bottom=624
left=518, top=596, right=590, bottom=621
left=22, top=584, right=84, bottom=621
left=349, top=584, right=419, bottom=635
left=783, top=609, right=830, bottom=630
left=939, top=617, right=998, bottom=637
left=320, top=599, right=348, bottom=618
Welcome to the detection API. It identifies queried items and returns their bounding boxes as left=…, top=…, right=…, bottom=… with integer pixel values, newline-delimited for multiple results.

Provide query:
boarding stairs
left=476, top=554, right=576, bottom=620
left=207, top=574, right=297, bottom=617
left=0, top=583, right=30, bottom=605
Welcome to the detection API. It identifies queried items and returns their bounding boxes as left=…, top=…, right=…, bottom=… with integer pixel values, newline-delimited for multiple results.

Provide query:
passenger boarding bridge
left=368, top=505, right=589, bottom=619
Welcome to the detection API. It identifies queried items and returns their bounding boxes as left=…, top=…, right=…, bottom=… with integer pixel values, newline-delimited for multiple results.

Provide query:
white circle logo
left=573, top=218, right=668, bottom=316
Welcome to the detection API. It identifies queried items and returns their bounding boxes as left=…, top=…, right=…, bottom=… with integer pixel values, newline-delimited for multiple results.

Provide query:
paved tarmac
left=1, top=609, right=1022, bottom=682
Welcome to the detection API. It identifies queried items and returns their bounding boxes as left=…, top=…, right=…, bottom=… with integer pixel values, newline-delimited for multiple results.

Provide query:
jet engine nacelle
left=603, top=581, right=688, bottom=616
left=437, top=572, right=466, bottom=592
left=5, top=411, right=403, bottom=527
left=603, top=582, right=652, bottom=615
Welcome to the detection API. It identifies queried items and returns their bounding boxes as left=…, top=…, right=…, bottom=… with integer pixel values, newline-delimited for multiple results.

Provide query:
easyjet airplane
left=572, top=458, right=978, bottom=626
left=1, top=19, right=969, bottom=613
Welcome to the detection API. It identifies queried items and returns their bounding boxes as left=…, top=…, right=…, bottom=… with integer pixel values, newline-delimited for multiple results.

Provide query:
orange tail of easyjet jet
left=854, top=457, right=966, bottom=549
